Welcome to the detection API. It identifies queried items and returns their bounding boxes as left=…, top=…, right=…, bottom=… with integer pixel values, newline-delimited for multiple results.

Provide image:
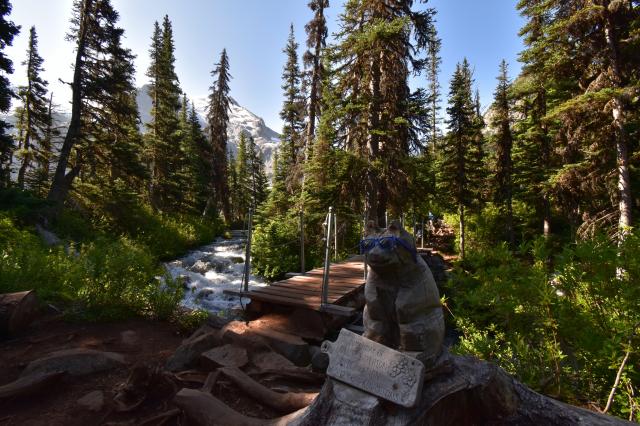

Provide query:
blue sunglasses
left=360, top=236, right=417, bottom=262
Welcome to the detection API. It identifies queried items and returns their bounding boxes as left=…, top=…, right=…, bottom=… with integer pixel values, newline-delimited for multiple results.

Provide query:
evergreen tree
left=517, top=0, right=639, bottom=239
left=438, top=59, right=476, bottom=258
left=303, top=0, right=329, bottom=162
left=326, top=0, right=438, bottom=224
left=15, top=27, right=49, bottom=190
left=247, top=133, right=268, bottom=208
left=206, top=48, right=232, bottom=221
left=234, top=131, right=250, bottom=219
left=0, top=0, right=19, bottom=188
left=426, top=16, right=441, bottom=151
left=48, top=0, right=139, bottom=204
left=491, top=60, right=515, bottom=246
left=145, top=16, right=183, bottom=210
left=27, top=93, right=58, bottom=196
left=279, top=24, right=305, bottom=193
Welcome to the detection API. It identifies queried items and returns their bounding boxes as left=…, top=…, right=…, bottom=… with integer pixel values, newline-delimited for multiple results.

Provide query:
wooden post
left=321, top=207, right=333, bottom=306
left=421, top=217, right=425, bottom=249
left=333, top=211, right=338, bottom=261
left=243, top=209, right=253, bottom=293
left=385, top=211, right=388, bottom=228
left=300, top=209, right=305, bottom=274
left=363, top=214, right=368, bottom=281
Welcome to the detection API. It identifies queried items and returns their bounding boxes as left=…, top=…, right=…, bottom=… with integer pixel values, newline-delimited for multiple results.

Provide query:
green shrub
left=252, top=213, right=305, bottom=280
left=449, top=233, right=640, bottom=420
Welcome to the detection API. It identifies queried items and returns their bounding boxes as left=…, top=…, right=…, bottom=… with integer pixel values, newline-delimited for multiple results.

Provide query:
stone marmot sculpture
left=361, top=220, right=444, bottom=361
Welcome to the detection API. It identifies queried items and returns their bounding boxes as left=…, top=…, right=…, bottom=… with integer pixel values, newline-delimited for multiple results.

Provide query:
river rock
left=190, top=260, right=213, bottom=274
left=166, top=330, right=221, bottom=372
left=196, top=288, right=215, bottom=300
left=229, top=256, right=244, bottom=264
left=20, top=349, right=126, bottom=378
left=201, top=344, right=248, bottom=369
left=77, top=390, right=104, bottom=411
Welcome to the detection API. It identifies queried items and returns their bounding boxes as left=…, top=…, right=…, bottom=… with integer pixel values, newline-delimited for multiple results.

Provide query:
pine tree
left=15, top=27, right=49, bottom=190
left=491, top=60, right=515, bottom=246
left=48, top=0, right=139, bottom=204
left=303, top=0, right=329, bottom=162
left=234, top=131, right=250, bottom=219
left=27, top=93, right=58, bottom=196
left=438, top=59, right=476, bottom=259
left=145, top=16, right=183, bottom=210
left=279, top=24, right=305, bottom=193
left=0, top=0, right=19, bottom=188
left=206, top=49, right=232, bottom=221
left=326, top=0, right=438, bottom=225
left=426, top=17, right=441, bottom=151
left=247, top=133, right=268, bottom=208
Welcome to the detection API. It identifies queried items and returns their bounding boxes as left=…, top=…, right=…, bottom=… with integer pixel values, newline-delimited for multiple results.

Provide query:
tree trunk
left=291, top=353, right=632, bottom=425
left=0, top=290, right=39, bottom=337
left=47, top=0, right=91, bottom=205
left=366, top=52, right=382, bottom=227
left=602, top=1, right=632, bottom=238
left=459, top=204, right=465, bottom=260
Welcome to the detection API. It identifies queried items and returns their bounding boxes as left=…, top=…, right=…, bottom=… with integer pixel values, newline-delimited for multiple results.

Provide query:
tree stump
left=0, top=290, right=39, bottom=337
left=289, top=353, right=633, bottom=426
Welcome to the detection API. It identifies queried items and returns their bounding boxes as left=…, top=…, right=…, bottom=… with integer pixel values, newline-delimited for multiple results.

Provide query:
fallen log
left=174, top=388, right=307, bottom=426
left=0, top=371, right=65, bottom=399
left=220, top=367, right=318, bottom=414
left=0, top=290, right=39, bottom=337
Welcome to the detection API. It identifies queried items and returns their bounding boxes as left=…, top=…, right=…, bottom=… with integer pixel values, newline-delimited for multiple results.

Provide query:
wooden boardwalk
left=224, top=258, right=365, bottom=316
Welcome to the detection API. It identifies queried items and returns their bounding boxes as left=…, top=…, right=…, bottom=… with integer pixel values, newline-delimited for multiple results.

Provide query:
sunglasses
left=360, top=236, right=417, bottom=261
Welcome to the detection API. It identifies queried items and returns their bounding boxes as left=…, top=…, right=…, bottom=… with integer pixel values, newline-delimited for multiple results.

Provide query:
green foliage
left=252, top=212, right=308, bottom=281
left=449, top=233, right=640, bottom=419
left=175, top=308, right=210, bottom=334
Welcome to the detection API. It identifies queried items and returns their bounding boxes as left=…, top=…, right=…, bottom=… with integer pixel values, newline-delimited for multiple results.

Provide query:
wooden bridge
left=224, top=258, right=365, bottom=317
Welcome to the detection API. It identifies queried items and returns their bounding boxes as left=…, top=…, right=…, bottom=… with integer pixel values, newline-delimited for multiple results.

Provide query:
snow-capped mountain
left=3, top=86, right=280, bottom=177
left=136, top=85, right=280, bottom=174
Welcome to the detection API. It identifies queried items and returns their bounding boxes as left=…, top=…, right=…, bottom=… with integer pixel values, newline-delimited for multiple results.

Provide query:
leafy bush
left=252, top=213, right=306, bottom=280
left=449, top=233, right=640, bottom=420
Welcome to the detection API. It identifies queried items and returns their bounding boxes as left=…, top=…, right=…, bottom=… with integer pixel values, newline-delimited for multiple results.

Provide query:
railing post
left=322, top=207, right=333, bottom=306
left=333, top=211, right=338, bottom=261
left=421, top=217, right=425, bottom=249
left=363, top=213, right=368, bottom=281
left=300, top=209, right=305, bottom=274
left=243, top=209, right=253, bottom=293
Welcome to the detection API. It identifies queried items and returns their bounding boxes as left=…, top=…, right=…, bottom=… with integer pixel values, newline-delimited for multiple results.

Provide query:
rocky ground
left=0, top=311, right=329, bottom=426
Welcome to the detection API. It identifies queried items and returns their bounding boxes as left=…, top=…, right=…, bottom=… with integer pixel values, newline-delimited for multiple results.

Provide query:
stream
left=164, top=231, right=266, bottom=315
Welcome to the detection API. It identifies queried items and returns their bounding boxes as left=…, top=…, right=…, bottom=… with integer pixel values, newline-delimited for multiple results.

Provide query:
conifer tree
left=426, top=18, right=441, bottom=151
left=491, top=60, right=515, bottom=246
left=48, top=0, right=139, bottom=204
left=15, top=27, right=49, bottom=190
left=327, top=0, right=438, bottom=224
left=303, top=0, right=329, bottom=160
left=145, top=16, right=183, bottom=210
left=247, top=133, right=268, bottom=208
left=0, top=0, right=19, bottom=188
left=206, top=49, right=232, bottom=221
left=234, top=131, right=250, bottom=219
left=27, top=93, right=58, bottom=196
left=438, top=59, right=476, bottom=258
left=280, top=24, right=305, bottom=192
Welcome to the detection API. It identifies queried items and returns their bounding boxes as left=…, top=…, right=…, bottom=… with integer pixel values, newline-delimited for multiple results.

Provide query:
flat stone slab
left=321, top=328, right=424, bottom=408
left=20, top=348, right=126, bottom=378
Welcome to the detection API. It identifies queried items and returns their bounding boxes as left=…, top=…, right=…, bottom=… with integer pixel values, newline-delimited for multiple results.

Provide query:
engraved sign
left=321, top=328, right=425, bottom=408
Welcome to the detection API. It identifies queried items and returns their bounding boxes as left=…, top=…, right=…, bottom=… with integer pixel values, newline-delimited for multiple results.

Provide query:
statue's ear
left=387, top=220, right=403, bottom=234
left=365, top=220, right=378, bottom=236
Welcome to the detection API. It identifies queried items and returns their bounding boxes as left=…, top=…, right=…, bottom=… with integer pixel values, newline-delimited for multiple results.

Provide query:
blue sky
left=5, top=0, right=524, bottom=131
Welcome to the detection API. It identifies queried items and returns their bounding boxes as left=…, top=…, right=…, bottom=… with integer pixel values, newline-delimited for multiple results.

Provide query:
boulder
left=165, top=331, right=220, bottom=372
left=309, top=346, right=329, bottom=373
left=221, top=320, right=311, bottom=366
left=20, top=349, right=126, bottom=378
left=120, top=330, right=138, bottom=346
left=201, top=344, right=248, bottom=369
left=77, top=390, right=104, bottom=412
left=229, top=256, right=244, bottom=264
left=190, top=260, right=212, bottom=274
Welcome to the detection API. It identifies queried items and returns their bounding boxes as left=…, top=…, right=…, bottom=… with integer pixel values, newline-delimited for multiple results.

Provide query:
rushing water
left=164, top=232, right=266, bottom=315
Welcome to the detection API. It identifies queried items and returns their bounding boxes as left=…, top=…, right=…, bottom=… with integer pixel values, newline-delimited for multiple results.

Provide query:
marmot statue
left=361, top=220, right=444, bottom=361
